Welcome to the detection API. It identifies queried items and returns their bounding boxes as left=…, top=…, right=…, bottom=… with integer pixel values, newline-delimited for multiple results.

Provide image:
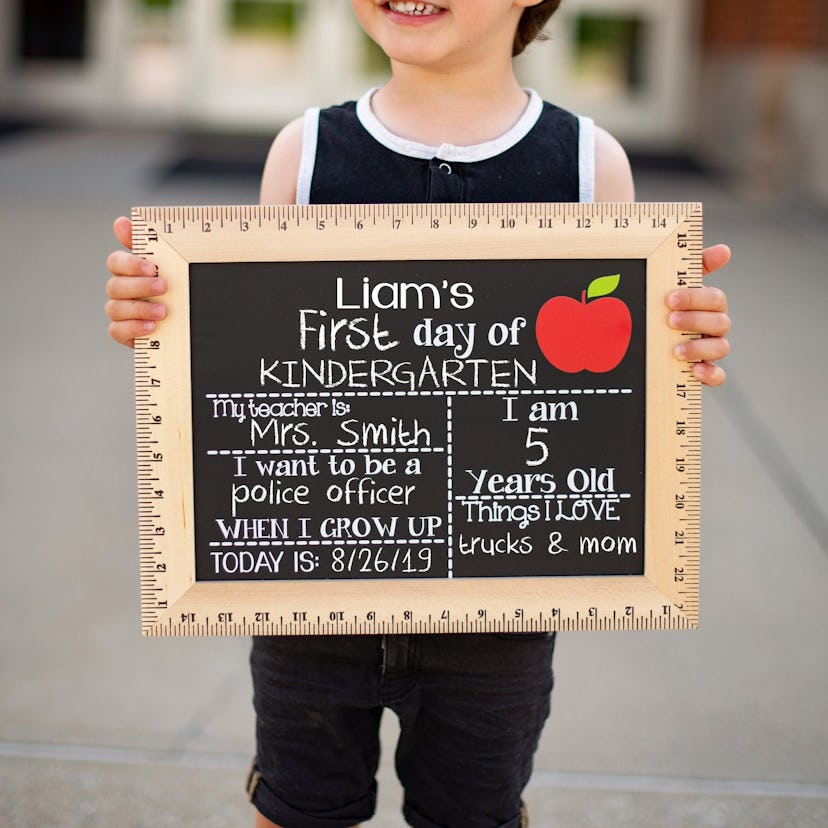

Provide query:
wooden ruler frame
left=132, top=202, right=703, bottom=637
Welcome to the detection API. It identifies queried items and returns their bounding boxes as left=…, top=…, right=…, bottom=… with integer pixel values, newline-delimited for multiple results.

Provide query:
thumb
left=702, top=244, right=731, bottom=277
left=113, top=216, right=133, bottom=250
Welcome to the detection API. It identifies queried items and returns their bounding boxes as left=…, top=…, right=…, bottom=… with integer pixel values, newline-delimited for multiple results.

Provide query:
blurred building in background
left=0, top=0, right=826, bottom=201
left=700, top=0, right=828, bottom=201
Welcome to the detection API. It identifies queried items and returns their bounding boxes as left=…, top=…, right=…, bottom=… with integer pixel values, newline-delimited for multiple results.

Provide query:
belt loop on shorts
left=380, top=635, right=413, bottom=675
left=246, top=760, right=263, bottom=802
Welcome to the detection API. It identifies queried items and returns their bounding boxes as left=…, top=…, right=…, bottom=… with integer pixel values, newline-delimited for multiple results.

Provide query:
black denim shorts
left=247, top=632, right=555, bottom=828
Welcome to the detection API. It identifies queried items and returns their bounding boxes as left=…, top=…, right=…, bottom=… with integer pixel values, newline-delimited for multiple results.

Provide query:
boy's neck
left=372, top=63, right=530, bottom=148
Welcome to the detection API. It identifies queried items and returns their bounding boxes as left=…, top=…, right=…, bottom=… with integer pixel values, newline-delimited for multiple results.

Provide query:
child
left=106, top=2, right=731, bottom=826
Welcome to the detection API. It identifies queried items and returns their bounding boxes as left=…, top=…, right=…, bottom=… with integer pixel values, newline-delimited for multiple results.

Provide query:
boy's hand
left=105, top=216, right=168, bottom=347
left=666, top=244, right=731, bottom=387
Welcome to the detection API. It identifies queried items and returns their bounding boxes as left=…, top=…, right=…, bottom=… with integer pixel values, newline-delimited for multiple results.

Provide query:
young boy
left=106, top=2, right=731, bottom=826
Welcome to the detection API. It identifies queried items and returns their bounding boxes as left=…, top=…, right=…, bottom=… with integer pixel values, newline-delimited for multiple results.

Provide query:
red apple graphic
left=535, top=274, right=632, bottom=373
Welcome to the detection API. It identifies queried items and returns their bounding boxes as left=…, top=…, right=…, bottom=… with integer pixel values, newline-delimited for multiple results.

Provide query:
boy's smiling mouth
left=385, top=2, right=445, bottom=16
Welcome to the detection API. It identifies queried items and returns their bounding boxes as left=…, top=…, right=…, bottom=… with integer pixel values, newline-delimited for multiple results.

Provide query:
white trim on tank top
left=355, top=87, right=544, bottom=163
left=295, top=106, right=320, bottom=207
left=577, top=115, right=595, bottom=203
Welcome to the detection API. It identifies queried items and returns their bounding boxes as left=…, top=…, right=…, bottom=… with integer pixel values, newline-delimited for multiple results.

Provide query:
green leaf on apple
left=587, top=274, right=621, bottom=300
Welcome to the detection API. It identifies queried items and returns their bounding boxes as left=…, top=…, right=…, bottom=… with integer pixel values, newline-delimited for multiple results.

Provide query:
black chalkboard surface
left=132, top=203, right=703, bottom=636
left=190, top=258, right=646, bottom=582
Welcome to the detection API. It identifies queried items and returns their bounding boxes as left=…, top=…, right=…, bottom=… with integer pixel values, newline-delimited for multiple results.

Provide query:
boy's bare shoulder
left=594, top=126, right=635, bottom=202
left=260, top=115, right=305, bottom=205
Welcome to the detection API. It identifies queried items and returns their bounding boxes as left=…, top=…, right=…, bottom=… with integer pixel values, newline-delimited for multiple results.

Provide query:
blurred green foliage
left=229, top=1, right=303, bottom=35
left=140, top=0, right=302, bottom=37
left=575, top=14, right=644, bottom=90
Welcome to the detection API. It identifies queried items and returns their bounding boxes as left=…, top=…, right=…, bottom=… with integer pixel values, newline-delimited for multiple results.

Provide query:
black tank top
left=296, top=88, right=594, bottom=206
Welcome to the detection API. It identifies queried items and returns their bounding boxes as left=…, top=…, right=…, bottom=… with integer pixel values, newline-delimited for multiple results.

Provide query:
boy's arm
left=105, top=118, right=305, bottom=347
left=259, top=116, right=304, bottom=205
left=593, top=126, right=731, bottom=387
left=594, top=127, right=635, bottom=202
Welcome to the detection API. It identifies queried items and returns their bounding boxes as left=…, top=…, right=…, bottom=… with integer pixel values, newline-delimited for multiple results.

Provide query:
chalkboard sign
left=132, top=203, right=703, bottom=636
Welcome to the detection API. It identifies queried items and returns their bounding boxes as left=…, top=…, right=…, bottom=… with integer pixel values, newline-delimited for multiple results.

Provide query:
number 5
left=525, top=427, right=549, bottom=467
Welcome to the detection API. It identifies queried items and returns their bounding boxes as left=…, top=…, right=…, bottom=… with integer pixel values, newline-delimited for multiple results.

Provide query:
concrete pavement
left=0, top=125, right=826, bottom=827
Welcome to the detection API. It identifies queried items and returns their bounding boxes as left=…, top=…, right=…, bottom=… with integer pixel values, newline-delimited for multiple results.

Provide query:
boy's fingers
left=666, top=286, right=728, bottom=313
left=106, top=274, right=167, bottom=300
left=108, top=217, right=154, bottom=349
left=106, top=298, right=167, bottom=323
left=702, top=244, right=731, bottom=276
left=106, top=249, right=157, bottom=278
left=113, top=216, right=133, bottom=249
left=691, top=361, right=727, bottom=387
left=109, top=319, right=158, bottom=348
left=669, top=247, right=731, bottom=389
left=668, top=310, right=730, bottom=338
left=674, top=336, right=730, bottom=364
